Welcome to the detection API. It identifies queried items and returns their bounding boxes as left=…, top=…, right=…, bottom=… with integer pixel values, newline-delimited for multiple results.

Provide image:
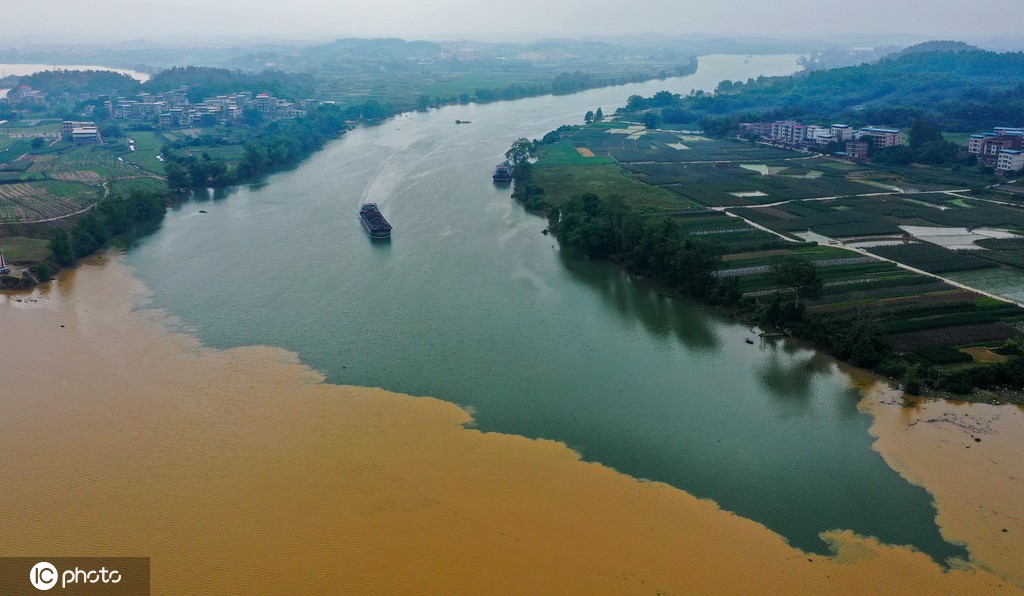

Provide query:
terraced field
left=0, top=181, right=97, bottom=223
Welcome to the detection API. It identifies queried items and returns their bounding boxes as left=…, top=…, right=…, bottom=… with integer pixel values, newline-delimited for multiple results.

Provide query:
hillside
left=658, top=47, right=1024, bottom=132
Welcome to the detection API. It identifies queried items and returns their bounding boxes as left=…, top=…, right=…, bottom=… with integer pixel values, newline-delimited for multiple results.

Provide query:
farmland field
left=122, top=131, right=167, bottom=174
left=108, top=177, right=168, bottom=196
left=0, top=181, right=97, bottom=223
left=534, top=122, right=1024, bottom=363
left=866, top=242, right=998, bottom=274
left=0, top=236, right=50, bottom=262
left=946, top=268, right=1024, bottom=305
left=534, top=141, right=696, bottom=211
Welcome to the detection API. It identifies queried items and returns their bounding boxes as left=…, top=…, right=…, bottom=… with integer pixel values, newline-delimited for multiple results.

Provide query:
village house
left=845, top=140, right=870, bottom=160
left=738, top=119, right=902, bottom=159
left=996, top=149, right=1024, bottom=173
left=968, top=128, right=1023, bottom=168
left=854, top=127, right=903, bottom=150
left=114, top=88, right=300, bottom=129
left=61, top=120, right=102, bottom=144
left=4, top=86, right=47, bottom=106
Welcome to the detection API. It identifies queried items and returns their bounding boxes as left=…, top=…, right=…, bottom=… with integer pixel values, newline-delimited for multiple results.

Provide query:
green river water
left=124, top=55, right=966, bottom=562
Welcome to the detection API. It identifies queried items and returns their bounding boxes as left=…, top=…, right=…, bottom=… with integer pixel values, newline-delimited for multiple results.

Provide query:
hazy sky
left=8, top=0, right=1024, bottom=44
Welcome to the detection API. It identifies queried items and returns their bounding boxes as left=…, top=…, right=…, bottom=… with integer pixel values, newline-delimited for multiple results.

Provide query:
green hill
left=646, top=47, right=1024, bottom=132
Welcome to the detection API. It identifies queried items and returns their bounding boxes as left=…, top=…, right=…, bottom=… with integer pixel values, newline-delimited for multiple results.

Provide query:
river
left=124, top=55, right=965, bottom=562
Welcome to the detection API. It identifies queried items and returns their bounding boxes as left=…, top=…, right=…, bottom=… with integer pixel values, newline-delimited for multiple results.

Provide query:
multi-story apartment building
left=996, top=149, right=1024, bottom=172
left=845, top=140, right=870, bottom=160
left=856, top=127, right=903, bottom=150
left=969, top=133, right=1023, bottom=167
left=770, top=120, right=805, bottom=144
left=61, top=120, right=102, bottom=143
left=830, top=124, right=853, bottom=142
left=739, top=122, right=773, bottom=137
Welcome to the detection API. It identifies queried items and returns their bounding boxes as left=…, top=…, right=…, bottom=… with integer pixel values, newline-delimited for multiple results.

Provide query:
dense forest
left=626, top=48, right=1024, bottom=132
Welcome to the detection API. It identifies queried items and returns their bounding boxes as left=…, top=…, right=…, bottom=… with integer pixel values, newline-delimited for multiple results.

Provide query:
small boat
left=492, top=161, right=514, bottom=182
left=744, top=337, right=754, bottom=345
left=455, top=120, right=472, bottom=124
left=0, top=251, right=9, bottom=275
left=359, top=203, right=393, bottom=239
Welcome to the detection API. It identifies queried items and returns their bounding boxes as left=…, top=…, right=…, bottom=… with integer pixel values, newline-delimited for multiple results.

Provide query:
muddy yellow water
left=0, top=257, right=1019, bottom=594
left=854, top=370, right=1024, bottom=588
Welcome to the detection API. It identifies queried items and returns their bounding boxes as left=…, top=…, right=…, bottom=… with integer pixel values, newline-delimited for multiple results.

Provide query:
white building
left=996, top=149, right=1024, bottom=172
left=61, top=120, right=101, bottom=143
left=70, top=126, right=102, bottom=144
left=856, top=127, right=903, bottom=150
left=770, top=120, right=804, bottom=144
left=830, top=124, right=853, bottom=142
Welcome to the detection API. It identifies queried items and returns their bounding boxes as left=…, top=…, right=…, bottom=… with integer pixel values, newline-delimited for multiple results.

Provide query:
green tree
left=909, top=118, right=943, bottom=150
left=651, top=91, right=680, bottom=106
left=505, top=138, right=533, bottom=166
left=32, top=262, right=54, bottom=282
left=49, top=228, right=75, bottom=267
left=641, top=111, right=661, bottom=129
left=242, top=107, right=264, bottom=127
left=594, top=107, right=604, bottom=121
left=164, top=162, right=192, bottom=190
left=769, top=255, right=822, bottom=306
left=584, top=110, right=594, bottom=124
left=904, top=364, right=923, bottom=394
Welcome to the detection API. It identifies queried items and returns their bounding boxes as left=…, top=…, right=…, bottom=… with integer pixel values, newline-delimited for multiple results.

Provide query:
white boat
left=0, top=251, right=9, bottom=275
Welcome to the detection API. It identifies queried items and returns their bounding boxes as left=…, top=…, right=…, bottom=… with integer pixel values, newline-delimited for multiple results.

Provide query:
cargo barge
left=359, top=203, right=392, bottom=239
left=492, top=161, right=514, bottom=182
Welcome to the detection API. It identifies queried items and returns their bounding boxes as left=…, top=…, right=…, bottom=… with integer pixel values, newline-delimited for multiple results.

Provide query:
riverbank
left=522, top=127, right=1024, bottom=403
left=1, top=254, right=1019, bottom=593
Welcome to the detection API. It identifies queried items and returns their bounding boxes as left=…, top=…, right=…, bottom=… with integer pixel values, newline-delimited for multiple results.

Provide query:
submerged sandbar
left=0, top=257, right=1018, bottom=593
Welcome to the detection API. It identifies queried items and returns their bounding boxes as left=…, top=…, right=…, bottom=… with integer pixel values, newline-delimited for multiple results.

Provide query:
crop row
left=914, top=200, right=1024, bottom=229
left=867, top=243, right=997, bottom=274
left=808, top=280, right=950, bottom=304
left=886, top=323, right=1022, bottom=351
left=880, top=306, right=1021, bottom=335
left=910, top=346, right=973, bottom=365
left=0, top=182, right=96, bottom=222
